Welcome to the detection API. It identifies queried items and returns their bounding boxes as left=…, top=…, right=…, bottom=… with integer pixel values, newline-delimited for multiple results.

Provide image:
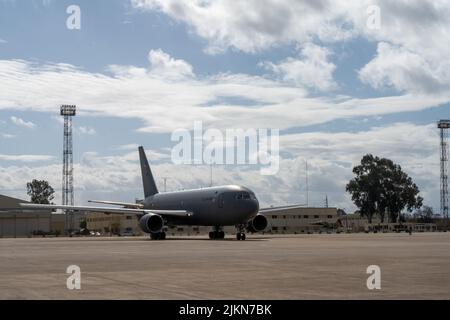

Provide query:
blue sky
left=1, top=0, right=449, bottom=212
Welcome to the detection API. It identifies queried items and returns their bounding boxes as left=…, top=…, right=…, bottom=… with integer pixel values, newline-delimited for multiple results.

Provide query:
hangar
left=0, top=194, right=73, bottom=238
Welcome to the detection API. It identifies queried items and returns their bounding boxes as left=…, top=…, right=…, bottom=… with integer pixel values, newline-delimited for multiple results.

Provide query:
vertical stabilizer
left=138, top=146, right=158, bottom=197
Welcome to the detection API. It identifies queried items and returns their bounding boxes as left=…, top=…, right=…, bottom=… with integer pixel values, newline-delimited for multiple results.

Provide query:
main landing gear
left=150, top=232, right=166, bottom=240
left=236, top=232, right=246, bottom=241
left=236, top=224, right=246, bottom=241
left=209, top=226, right=225, bottom=240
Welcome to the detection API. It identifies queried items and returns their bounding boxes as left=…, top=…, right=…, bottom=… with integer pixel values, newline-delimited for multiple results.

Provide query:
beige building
left=0, top=194, right=52, bottom=237
left=86, top=206, right=339, bottom=236
left=338, top=213, right=438, bottom=232
left=86, top=212, right=140, bottom=235
left=0, top=194, right=81, bottom=237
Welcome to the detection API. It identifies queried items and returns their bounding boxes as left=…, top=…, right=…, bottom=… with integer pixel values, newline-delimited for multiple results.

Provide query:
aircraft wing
left=88, top=200, right=144, bottom=209
left=19, top=203, right=192, bottom=217
left=259, top=204, right=306, bottom=214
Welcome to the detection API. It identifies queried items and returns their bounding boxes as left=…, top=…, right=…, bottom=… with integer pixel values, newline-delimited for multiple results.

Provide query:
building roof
left=0, top=194, right=28, bottom=209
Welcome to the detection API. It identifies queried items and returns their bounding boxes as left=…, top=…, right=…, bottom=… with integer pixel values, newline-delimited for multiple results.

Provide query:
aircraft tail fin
left=138, top=146, right=159, bottom=198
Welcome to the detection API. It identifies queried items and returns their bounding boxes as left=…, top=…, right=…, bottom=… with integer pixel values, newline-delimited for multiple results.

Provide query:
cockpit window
left=236, top=192, right=251, bottom=200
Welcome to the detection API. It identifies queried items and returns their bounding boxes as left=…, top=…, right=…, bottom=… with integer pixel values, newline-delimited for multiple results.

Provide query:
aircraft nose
left=250, top=198, right=259, bottom=214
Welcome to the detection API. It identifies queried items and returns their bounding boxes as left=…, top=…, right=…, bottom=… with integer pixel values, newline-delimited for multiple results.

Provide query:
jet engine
left=139, top=213, right=164, bottom=234
left=247, top=214, right=268, bottom=233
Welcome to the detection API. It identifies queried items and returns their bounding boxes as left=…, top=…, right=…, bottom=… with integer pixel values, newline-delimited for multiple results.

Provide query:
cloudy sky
left=0, top=0, right=449, bottom=213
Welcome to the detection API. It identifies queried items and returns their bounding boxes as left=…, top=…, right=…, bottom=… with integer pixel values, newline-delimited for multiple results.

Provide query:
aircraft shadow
left=147, top=237, right=268, bottom=242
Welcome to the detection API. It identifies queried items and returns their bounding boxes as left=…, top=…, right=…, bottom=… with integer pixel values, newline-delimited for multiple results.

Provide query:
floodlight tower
left=61, top=105, right=76, bottom=232
left=438, top=120, right=450, bottom=219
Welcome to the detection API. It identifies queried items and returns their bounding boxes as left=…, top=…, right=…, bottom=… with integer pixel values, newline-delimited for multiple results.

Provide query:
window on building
left=126, top=216, right=132, bottom=220
left=272, top=227, right=278, bottom=231
left=272, top=215, right=277, bottom=219
left=283, top=215, right=286, bottom=219
left=314, top=215, right=319, bottom=219
left=327, top=215, right=333, bottom=219
left=304, top=215, right=309, bottom=218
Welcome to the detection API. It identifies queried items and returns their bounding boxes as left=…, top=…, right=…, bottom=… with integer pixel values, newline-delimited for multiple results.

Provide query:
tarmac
left=0, top=233, right=449, bottom=299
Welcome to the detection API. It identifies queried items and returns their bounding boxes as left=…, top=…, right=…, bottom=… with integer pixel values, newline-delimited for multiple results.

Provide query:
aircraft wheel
left=160, top=232, right=166, bottom=240
left=241, top=233, right=246, bottom=241
left=209, top=232, right=215, bottom=240
left=219, top=231, right=225, bottom=239
left=236, top=233, right=241, bottom=241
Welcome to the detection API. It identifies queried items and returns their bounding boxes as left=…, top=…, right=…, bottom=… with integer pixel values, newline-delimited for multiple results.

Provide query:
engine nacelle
left=139, top=213, right=164, bottom=234
left=247, top=214, right=268, bottom=233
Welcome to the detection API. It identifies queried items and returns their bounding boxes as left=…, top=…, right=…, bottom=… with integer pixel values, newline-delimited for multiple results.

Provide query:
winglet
left=138, top=146, right=158, bottom=198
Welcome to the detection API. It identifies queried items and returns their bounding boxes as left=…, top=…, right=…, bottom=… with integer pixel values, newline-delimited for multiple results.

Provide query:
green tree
left=79, top=219, right=87, bottom=229
left=415, top=205, right=434, bottom=223
left=346, top=154, right=422, bottom=224
left=26, top=179, right=55, bottom=204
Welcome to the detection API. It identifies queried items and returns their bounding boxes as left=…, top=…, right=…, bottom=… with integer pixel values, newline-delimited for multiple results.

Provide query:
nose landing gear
left=235, top=224, right=247, bottom=241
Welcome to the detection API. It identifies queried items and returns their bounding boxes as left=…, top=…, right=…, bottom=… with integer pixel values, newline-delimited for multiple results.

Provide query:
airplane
left=21, top=146, right=301, bottom=240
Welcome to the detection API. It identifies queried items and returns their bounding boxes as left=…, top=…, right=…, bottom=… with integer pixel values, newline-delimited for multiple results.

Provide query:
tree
left=79, top=219, right=87, bottom=229
left=414, top=206, right=434, bottom=223
left=26, top=179, right=55, bottom=204
left=346, top=154, right=423, bottom=224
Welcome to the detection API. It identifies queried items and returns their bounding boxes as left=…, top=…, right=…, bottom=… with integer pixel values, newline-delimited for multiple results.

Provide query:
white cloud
left=118, top=143, right=140, bottom=151
left=0, top=38, right=7, bottom=44
left=148, top=49, right=194, bottom=79
left=1, top=133, right=15, bottom=139
left=359, top=42, right=449, bottom=94
left=260, top=42, right=337, bottom=91
left=10, top=116, right=35, bottom=129
left=131, top=0, right=354, bottom=54
left=117, top=144, right=170, bottom=160
left=0, top=122, right=441, bottom=212
left=108, top=49, right=194, bottom=80
left=78, top=126, right=96, bottom=135
left=0, top=154, right=54, bottom=162
left=0, top=56, right=448, bottom=135
left=131, top=0, right=450, bottom=95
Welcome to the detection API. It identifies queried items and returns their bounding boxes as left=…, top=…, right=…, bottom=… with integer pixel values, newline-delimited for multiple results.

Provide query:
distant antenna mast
left=325, top=195, right=328, bottom=208
left=60, top=105, right=76, bottom=233
left=305, top=160, right=309, bottom=207
left=438, top=120, right=450, bottom=219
